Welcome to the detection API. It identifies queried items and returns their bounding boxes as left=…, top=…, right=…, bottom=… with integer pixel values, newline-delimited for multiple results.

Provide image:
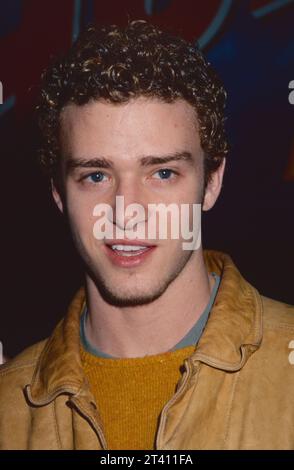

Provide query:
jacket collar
left=26, top=287, right=88, bottom=406
left=27, top=250, right=263, bottom=405
left=195, top=250, right=263, bottom=370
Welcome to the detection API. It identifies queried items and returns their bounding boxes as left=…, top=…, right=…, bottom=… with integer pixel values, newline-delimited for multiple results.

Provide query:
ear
left=51, top=178, right=64, bottom=214
left=202, top=158, right=226, bottom=211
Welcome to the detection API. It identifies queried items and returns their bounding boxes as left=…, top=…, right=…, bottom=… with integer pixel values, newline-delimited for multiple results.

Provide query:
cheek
left=174, top=173, right=203, bottom=204
left=66, top=198, right=95, bottom=240
left=66, top=183, right=96, bottom=220
left=170, top=188, right=201, bottom=209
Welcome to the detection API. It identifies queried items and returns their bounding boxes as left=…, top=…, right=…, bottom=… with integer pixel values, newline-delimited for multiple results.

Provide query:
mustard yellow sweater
left=81, top=344, right=195, bottom=450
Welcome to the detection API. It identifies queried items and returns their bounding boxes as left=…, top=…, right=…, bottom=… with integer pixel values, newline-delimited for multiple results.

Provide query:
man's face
left=55, top=97, right=214, bottom=306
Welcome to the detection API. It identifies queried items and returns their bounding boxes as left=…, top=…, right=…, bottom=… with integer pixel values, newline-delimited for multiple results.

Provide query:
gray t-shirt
left=80, top=272, right=221, bottom=358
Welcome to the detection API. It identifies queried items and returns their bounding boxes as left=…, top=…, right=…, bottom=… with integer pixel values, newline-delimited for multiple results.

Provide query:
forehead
left=60, top=97, right=201, bottom=159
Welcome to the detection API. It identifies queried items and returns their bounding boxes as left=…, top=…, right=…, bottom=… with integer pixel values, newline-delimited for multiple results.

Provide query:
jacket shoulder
left=0, top=340, right=48, bottom=450
left=261, top=295, right=294, bottom=330
left=0, top=339, right=47, bottom=380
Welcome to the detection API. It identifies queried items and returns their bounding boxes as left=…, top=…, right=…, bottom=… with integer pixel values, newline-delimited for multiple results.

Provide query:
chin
left=82, top=242, right=194, bottom=306
left=94, top=279, right=167, bottom=307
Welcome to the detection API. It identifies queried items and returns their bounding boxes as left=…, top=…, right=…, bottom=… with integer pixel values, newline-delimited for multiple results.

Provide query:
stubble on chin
left=83, top=246, right=194, bottom=307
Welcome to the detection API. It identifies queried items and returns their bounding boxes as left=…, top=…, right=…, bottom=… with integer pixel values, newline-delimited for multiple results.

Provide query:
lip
left=103, top=242, right=157, bottom=268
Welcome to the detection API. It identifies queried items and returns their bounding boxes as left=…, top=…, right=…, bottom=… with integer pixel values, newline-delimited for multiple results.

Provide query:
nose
left=112, top=179, right=148, bottom=231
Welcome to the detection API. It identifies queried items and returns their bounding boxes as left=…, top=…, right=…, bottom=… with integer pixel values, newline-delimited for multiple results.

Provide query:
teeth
left=111, top=244, right=148, bottom=252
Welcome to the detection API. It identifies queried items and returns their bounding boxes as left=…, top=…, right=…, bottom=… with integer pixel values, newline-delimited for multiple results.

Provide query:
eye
left=84, top=171, right=107, bottom=183
left=153, top=169, right=177, bottom=180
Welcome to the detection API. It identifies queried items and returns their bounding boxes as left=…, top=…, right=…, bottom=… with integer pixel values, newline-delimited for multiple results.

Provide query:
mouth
left=104, top=241, right=157, bottom=267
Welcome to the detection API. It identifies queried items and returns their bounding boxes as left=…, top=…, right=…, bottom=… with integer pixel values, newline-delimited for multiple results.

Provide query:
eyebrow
left=65, top=151, right=194, bottom=172
left=66, top=157, right=114, bottom=172
left=140, top=151, right=194, bottom=167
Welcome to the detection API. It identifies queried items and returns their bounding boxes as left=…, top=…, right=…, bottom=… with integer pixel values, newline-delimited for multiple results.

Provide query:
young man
left=0, top=20, right=293, bottom=450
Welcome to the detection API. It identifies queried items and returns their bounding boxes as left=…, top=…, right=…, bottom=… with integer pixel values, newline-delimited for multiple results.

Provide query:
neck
left=84, top=248, right=214, bottom=358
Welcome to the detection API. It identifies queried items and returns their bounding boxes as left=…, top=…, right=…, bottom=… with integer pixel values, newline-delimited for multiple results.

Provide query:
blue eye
left=87, top=172, right=105, bottom=183
left=155, top=169, right=175, bottom=180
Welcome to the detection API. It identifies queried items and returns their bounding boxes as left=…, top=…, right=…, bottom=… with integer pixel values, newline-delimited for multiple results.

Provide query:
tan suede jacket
left=1, top=250, right=294, bottom=450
